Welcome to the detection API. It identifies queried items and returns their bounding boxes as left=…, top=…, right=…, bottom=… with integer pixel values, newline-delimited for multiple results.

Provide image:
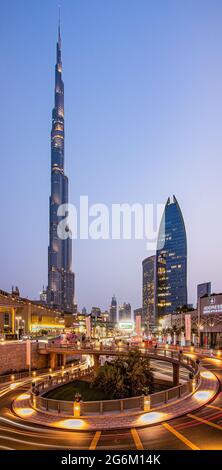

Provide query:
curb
left=12, top=368, right=219, bottom=431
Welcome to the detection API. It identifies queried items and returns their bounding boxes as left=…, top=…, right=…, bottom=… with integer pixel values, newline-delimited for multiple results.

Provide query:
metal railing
left=30, top=352, right=200, bottom=417
left=0, top=361, right=80, bottom=385
left=0, top=367, right=53, bottom=385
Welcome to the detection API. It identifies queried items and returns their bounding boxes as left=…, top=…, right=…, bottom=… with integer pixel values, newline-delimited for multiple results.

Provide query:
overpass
left=38, top=343, right=194, bottom=386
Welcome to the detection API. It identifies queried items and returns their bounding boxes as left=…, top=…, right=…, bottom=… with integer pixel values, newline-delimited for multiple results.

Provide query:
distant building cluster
left=0, top=288, right=132, bottom=340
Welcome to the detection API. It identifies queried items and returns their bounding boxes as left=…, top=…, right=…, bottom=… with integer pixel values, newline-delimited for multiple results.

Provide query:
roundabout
left=12, top=351, right=218, bottom=431
left=0, top=347, right=221, bottom=449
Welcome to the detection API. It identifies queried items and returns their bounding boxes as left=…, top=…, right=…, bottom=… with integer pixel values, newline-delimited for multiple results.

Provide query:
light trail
left=0, top=351, right=221, bottom=450
left=0, top=434, right=85, bottom=449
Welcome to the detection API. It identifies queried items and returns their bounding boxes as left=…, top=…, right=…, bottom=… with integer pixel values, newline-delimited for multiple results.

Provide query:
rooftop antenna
left=58, top=5, right=61, bottom=48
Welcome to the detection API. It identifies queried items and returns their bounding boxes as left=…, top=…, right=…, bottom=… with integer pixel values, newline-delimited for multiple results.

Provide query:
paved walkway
left=12, top=367, right=219, bottom=431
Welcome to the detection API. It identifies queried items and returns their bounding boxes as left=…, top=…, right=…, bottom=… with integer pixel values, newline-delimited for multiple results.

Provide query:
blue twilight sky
left=1, top=0, right=222, bottom=312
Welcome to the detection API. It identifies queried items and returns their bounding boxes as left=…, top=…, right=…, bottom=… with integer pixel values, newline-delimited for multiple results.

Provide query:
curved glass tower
left=157, top=195, right=187, bottom=316
left=47, top=21, right=75, bottom=309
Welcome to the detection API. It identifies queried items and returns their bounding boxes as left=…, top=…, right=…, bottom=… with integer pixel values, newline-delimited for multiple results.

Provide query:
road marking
left=187, top=413, right=222, bottom=431
left=0, top=434, right=73, bottom=448
left=0, top=445, right=14, bottom=450
left=206, top=404, right=222, bottom=412
left=131, top=428, right=144, bottom=450
left=89, top=431, right=101, bottom=450
left=162, top=422, right=199, bottom=450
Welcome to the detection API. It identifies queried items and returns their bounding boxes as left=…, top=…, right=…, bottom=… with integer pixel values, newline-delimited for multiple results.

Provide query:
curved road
left=0, top=354, right=221, bottom=450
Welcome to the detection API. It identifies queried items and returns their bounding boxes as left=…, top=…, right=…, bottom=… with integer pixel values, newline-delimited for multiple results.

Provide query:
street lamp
left=15, top=316, right=21, bottom=338
left=197, top=323, right=203, bottom=347
left=208, top=320, right=214, bottom=349
left=144, top=395, right=151, bottom=412
left=74, top=393, right=81, bottom=417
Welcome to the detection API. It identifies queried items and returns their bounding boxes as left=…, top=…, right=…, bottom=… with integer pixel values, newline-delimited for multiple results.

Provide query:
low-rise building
left=0, top=289, right=65, bottom=336
left=159, top=293, right=222, bottom=348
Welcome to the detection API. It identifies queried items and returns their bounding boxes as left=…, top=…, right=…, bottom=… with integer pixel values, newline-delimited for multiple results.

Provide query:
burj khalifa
left=47, top=20, right=75, bottom=309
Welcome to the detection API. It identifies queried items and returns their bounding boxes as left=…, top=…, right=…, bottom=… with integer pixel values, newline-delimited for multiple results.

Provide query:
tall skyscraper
left=142, top=255, right=157, bottom=329
left=119, top=303, right=131, bottom=322
left=156, top=195, right=187, bottom=316
left=109, top=295, right=117, bottom=324
left=47, top=20, right=75, bottom=309
left=197, top=282, right=211, bottom=300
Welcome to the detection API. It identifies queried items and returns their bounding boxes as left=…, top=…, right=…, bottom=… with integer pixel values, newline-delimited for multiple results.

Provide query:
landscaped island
left=45, top=350, right=167, bottom=402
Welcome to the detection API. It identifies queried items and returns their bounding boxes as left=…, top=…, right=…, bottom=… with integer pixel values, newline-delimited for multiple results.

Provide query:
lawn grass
left=44, top=380, right=109, bottom=401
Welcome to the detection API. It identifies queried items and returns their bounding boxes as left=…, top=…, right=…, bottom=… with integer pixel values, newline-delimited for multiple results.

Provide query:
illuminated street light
left=144, top=395, right=151, bottom=412
left=138, top=412, right=166, bottom=425
left=201, top=370, right=217, bottom=380
left=15, top=407, right=34, bottom=417
left=73, top=401, right=81, bottom=418
left=193, top=390, right=214, bottom=402
left=53, top=419, right=85, bottom=430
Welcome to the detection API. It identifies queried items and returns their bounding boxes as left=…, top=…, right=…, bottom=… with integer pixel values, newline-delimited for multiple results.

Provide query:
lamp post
left=208, top=320, right=214, bottom=349
left=74, top=393, right=81, bottom=418
left=197, top=323, right=203, bottom=348
left=144, top=395, right=151, bottom=412
left=15, top=316, right=22, bottom=339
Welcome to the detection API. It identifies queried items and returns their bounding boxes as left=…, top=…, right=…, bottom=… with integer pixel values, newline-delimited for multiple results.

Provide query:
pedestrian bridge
left=38, top=343, right=196, bottom=386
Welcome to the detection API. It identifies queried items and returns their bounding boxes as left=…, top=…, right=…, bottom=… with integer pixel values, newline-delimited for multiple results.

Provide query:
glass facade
left=118, top=303, right=131, bottom=322
left=157, top=195, right=187, bottom=316
left=142, top=255, right=157, bottom=329
left=109, top=295, right=117, bottom=324
left=197, top=282, right=211, bottom=299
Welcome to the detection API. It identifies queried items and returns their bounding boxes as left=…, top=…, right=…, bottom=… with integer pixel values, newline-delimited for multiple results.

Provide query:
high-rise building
left=142, top=255, right=157, bottom=329
left=197, top=282, right=211, bottom=300
left=40, top=286, right=47, bottom=304
left=119, top=303, right=131, bottom=322
left=133, top=307, right=143, bottom=321
left=109, top=295, right=117, bottom=324
left=156, top=195, right=187, bottom=316
left=47, top=20, right=75, bottom=309
left=91, top=307, right=101, bottom=318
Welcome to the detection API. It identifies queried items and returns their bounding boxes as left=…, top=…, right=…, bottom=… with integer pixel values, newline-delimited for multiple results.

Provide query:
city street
left=0, top=354, right=221, bottom=450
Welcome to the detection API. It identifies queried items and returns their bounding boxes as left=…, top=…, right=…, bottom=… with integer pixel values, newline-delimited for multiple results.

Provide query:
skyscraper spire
left=56, top=7, right=62, bottom=65
left=47, top=16, right=75, bottom=310
left=58, top=6, right=61, bottom=50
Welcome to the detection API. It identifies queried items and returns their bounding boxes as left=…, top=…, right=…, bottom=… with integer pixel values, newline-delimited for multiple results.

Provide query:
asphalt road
left=0, top=355, right=221, bottom=450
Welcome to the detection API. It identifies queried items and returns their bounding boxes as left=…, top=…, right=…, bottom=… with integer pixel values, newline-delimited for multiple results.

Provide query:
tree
left=93, top=349, right=154, bottom=399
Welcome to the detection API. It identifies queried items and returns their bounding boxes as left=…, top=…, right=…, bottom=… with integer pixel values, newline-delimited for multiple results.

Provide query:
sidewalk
left=12, top=367, right=219, bottom=431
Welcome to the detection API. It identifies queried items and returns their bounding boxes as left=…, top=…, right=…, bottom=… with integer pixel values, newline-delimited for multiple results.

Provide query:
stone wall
left=0, top=342, right=48, bottom=375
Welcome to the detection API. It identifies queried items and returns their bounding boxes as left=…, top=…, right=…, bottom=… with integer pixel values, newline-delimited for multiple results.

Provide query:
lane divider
left=206, top=404, right=222, bottom=412
left=162, top=422, right=200, bottom=450
left=89, top=431, right=101, bottom=450
left=131, top=428, right=144, bottom=450
left=187, top=413, right=222, bottom=431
